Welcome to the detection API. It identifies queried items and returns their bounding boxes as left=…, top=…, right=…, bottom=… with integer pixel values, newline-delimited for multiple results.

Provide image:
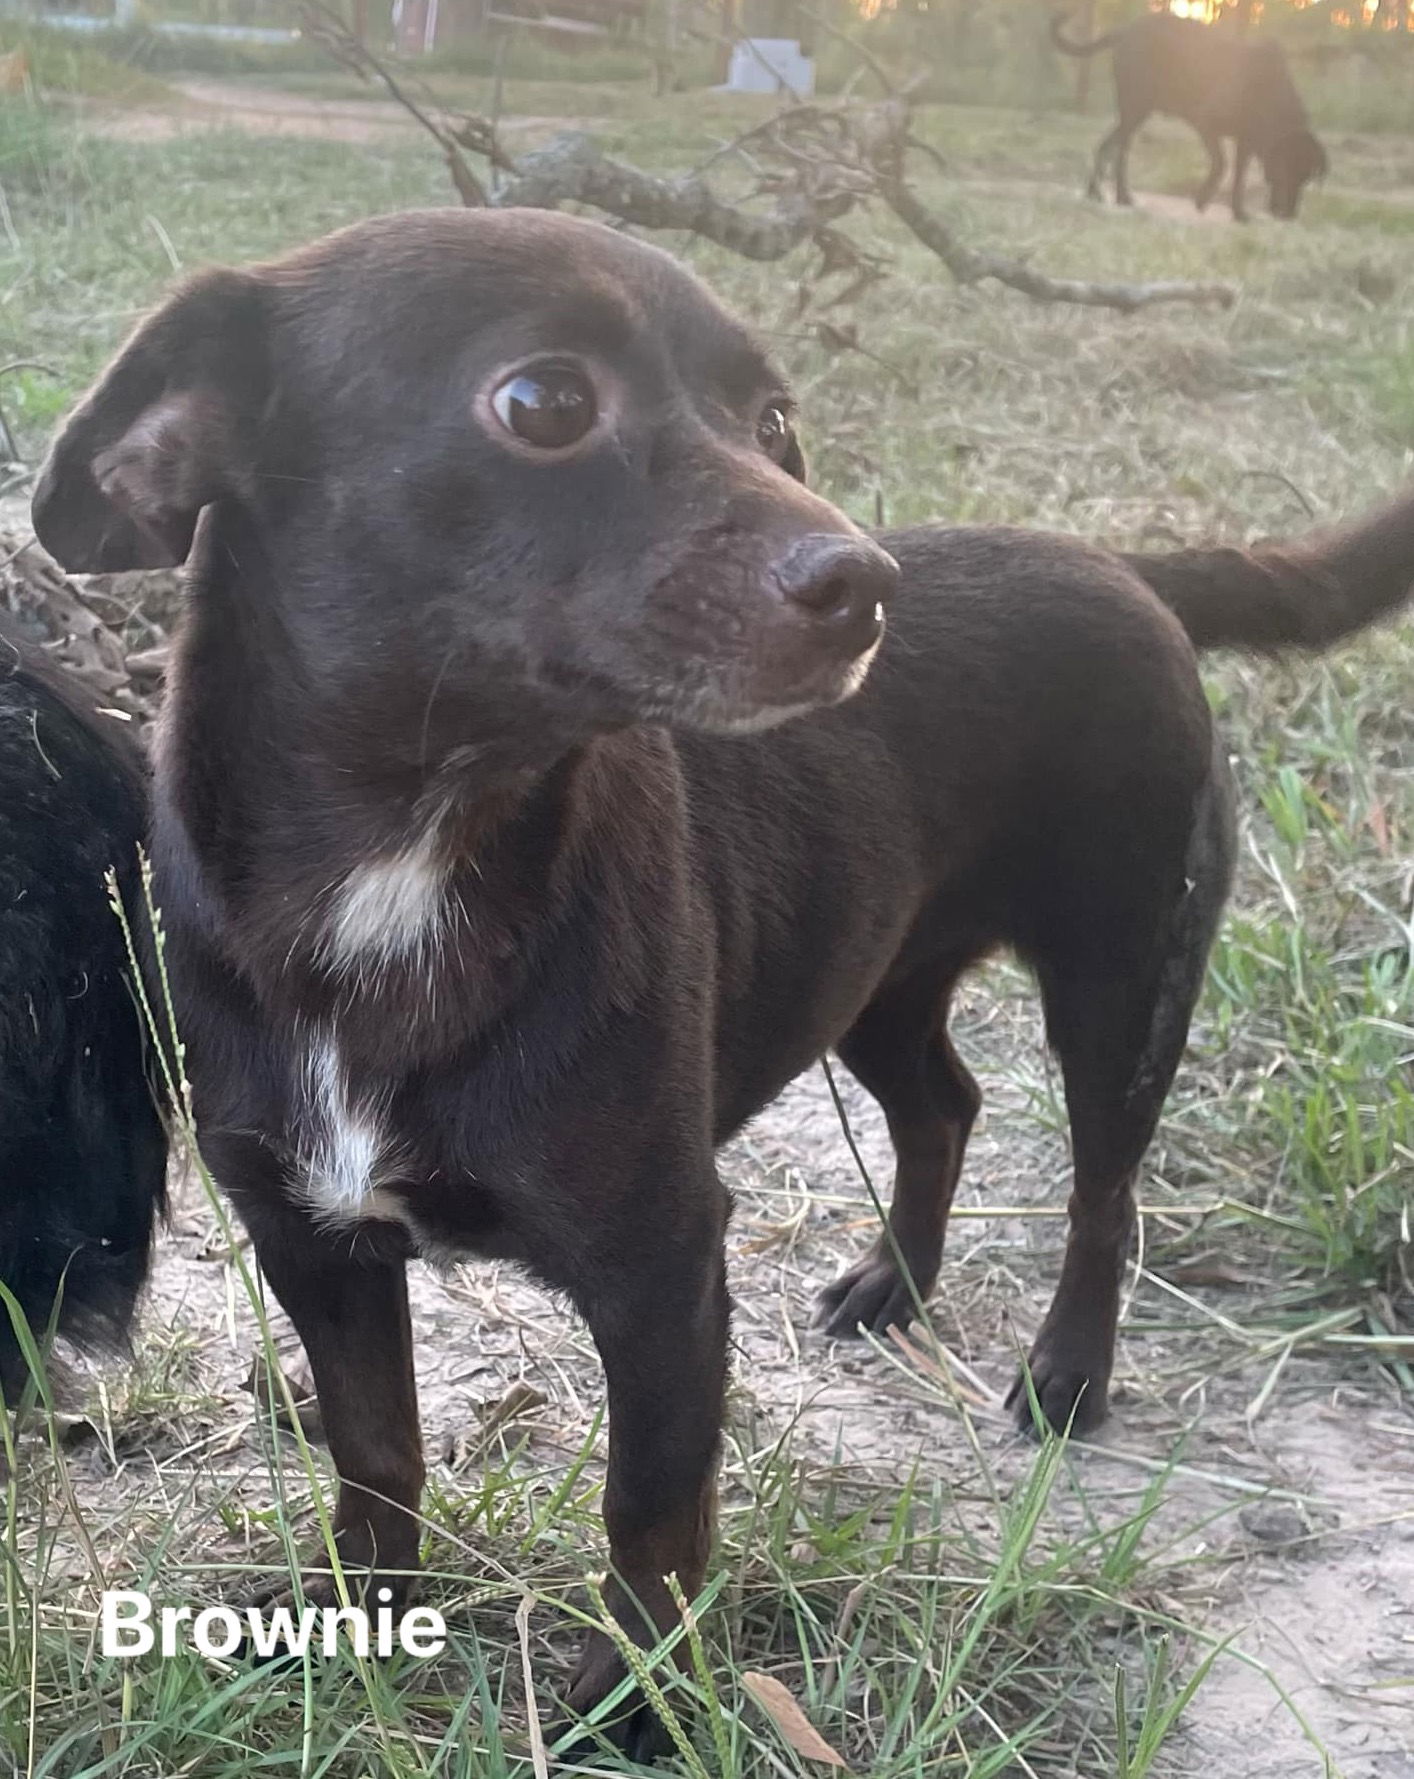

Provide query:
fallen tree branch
left=880, top=174, right=1238, bottom=313
left=299, top=2, right=1238, bottom=315
left=495, top=132, right=859, bottom=259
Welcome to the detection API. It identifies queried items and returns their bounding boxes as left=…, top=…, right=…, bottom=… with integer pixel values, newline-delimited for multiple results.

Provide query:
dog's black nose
left=774, top=535, right=898, bottom=644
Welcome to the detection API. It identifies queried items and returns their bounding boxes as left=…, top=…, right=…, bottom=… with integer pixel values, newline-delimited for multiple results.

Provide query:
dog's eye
left=490, top=364, right=597, bottom=452
left=756, top=403, right=791, bottom=457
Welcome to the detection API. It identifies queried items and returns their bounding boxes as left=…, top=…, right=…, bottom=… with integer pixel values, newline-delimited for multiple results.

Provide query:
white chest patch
left=323, top=824, right=448, bottom=976
left=301, top=1039, right=398, bottom=1225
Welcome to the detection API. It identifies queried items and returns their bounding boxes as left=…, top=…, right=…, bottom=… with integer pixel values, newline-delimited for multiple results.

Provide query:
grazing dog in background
left=1053, top=9, right=1328, bottom=220
left=0, top=620, right=165, bottom=1396
left=32, top=209, right=1414, bottom=1755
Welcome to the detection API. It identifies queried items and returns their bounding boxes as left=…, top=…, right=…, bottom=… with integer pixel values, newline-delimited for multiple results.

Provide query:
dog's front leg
left=220, top=1148, right=425, bottom=1604
left=563, top=1174, right=731, bottom=1759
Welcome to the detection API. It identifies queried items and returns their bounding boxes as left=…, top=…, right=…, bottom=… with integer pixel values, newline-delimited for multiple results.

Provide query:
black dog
left=32, top=210, right=1414, bottom=1754
left=1053, top=9, right=1328, bottom=220
left=0, top=619, right=165, bottom=1396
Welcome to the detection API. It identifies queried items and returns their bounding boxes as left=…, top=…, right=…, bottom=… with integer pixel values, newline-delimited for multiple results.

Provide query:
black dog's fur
left=1053, top=9, right=1328, bottom=220
left=0, top=619, right=166, bottom=1394
left=32, top=210, right=1414, bottom=1754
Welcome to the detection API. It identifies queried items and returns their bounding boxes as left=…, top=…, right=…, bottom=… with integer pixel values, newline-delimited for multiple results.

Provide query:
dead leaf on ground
left=444, top=1379, right=547, bottom=1467
left=1161, top=1256, right=1257, bottom=1288
left=242, top=1359, right=325, bottom=1444
left=742, top=1671, right=849, bottom=1768
left=197, top=1224, right=251, bottom=1262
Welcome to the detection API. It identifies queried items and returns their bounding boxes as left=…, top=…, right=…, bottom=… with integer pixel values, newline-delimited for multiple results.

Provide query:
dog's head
left=1263, top=129, right=1327, bottom=221
left=33, top=210, right=897, bottom=743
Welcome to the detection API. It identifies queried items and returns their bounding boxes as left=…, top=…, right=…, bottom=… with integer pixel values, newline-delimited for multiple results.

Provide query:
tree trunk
left=950, top=0, right=978, bottom=66
left=714, top=0, right=739, bottom=85
left=1074, top=0, right=1096, bottom=112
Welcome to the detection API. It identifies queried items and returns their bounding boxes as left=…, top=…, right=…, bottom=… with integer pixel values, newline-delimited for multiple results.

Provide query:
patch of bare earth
left=81, top=78, right=595, bottom=149
left=80, top=79, right=417, bottom=144
left=87, top=975, right=1407, bottom=1777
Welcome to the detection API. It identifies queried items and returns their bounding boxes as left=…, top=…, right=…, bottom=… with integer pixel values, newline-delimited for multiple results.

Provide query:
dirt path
left=83, top=78, right=591, bottom=148
left=86, top=78, right=419, bottom=143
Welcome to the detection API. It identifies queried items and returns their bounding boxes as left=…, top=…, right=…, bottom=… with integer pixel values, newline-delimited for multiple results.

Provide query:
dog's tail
left=1124, top=485, right=1414, bottom=653
left=1050, top=13, right=1124, bottom=57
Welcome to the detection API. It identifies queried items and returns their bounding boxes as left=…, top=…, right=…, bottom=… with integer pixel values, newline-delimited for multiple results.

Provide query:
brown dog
left=32, top=209, right=1414, bottom=1754
left=1053, top=9, right=1328, bottom=220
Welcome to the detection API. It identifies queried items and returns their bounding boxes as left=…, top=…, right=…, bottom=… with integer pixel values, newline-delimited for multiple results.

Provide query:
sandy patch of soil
left=79, top=78, right=594, bottom=150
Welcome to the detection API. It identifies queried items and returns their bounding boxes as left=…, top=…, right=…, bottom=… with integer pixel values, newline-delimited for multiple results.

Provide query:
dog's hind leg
left=1195, top=133, right=1227, bottom=211
left=1112, top=114, right=1146, bottom=207
left=817, top=955, right=984, bottom=1339
left=1231, top=141, right=1253, bottom=221
left=1086, top=125, right=1123, bottom=202
left=1007, top=767, right=1234, bottom=1438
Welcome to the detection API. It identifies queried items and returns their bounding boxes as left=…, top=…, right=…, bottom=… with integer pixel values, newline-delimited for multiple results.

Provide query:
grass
left=0, top=25, right=171, bottom=105
left=1174, top=645, right=1414, bottom=1316
left=3, top=1283, right=1323, bottom=1778
left=0, top=70, right=1410, bottom=1779
left=0, top=880, right=1290, bottom=1778
left=0, top=1414, right=1219, bottom=1775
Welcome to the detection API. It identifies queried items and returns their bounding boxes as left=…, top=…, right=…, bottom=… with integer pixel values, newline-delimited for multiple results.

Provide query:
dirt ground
left=30, top=77, right=1414, bottom=1778
left=127, top=1002, right=1413, bottom=1779
left=79, top=77, right=594, bottom=150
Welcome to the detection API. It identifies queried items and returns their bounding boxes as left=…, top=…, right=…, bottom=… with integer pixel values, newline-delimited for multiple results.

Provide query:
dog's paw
left=816, top=1255, right=922, bottom=1339
left=1005, top=1342, right=1110, bottom=1440
left=559, top=1629, right=674, bottom=1765
left=236, top=1580, right=331, bottom=1671
left=241, top=1566, right=415, bottom=1667
left=249, top=1564, right=412, bottom=1614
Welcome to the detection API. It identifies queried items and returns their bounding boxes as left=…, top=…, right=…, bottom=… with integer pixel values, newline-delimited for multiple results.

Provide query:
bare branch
left=297, top=15, right=1239, bottom=316
left=881, top=172, right=1237, bottom=313
left=800, top=7, right=901, bottom=99
left=298, top=0, right=491, bottom=203
left=847, top=98, right=1238, bottom=314
left=494, top=133, right=857, bottom=259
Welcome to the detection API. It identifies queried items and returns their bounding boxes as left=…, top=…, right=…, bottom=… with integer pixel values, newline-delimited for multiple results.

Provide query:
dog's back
left=1055, top=8, right=1326, bottom=217
left=0, top=620, right=165, bottom=1392
left=1110, top=13, right=1311, bottom=148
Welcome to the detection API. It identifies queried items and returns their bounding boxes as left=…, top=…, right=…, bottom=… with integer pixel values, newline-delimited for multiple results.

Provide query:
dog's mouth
left=624, top=530, right=893, bottom=734
left=523, top=528, right=894, bottom=740
left=637, top=628, right=885, bottom=737
left=522, top=611, right=885, bottom=741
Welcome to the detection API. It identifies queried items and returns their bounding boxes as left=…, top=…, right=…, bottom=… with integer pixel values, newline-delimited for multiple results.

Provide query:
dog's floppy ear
left=33, top=268, right=269, bottom=573
left=781, top=429, right=807, bottom=484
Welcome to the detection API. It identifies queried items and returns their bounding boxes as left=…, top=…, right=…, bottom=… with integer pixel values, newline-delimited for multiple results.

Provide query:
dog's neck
left=154, top=514, right=620, bottom=1067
